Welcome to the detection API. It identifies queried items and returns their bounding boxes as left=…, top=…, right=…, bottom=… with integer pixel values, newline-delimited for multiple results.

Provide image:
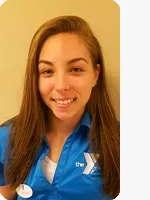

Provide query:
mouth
left=52, top=98, right=77, bottom=108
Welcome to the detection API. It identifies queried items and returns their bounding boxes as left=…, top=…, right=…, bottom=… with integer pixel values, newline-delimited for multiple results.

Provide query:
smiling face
left=38, top=33, right=100, bottom=122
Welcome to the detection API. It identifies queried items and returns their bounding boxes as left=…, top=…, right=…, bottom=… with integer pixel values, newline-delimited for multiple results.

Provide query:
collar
left=78, top=109, right=91, bottom=129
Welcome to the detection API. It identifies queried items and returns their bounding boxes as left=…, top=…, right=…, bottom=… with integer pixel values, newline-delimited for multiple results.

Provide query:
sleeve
left=0, top=159, right=5, bottom=185
left=102, top=197, right=113, bottom=200
left=93, top=194, right=113, bottom=200
left=0, top=125, right=10, bottom=186
left=0, top=137, right=5, bottom=186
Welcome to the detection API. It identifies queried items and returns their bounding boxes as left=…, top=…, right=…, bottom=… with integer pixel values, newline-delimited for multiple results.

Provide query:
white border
left=118, top=1, right=150, bottom=200
left=0, top=0, right=7, bottom=7
left=112, top=2, right=120, bottom=199
left=113, top=0, right=121, bottom=6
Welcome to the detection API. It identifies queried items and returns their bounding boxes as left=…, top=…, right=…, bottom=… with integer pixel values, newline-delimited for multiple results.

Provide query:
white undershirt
left=41, top=156, right=57, bottom=184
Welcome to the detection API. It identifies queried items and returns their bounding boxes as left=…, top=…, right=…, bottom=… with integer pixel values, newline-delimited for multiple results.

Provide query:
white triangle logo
left=83, top=153, right=95, bottom=174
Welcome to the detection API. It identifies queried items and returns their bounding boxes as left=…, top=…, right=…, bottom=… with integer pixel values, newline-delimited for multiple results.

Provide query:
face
left=38, top=33, right=100, bottom=121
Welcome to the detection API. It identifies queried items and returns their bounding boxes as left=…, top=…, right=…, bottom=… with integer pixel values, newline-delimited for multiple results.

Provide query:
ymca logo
left=76, top=153, right=99, bottom=174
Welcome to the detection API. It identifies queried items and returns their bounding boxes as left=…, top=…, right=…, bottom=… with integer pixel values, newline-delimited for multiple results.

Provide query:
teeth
left=55, top=99, right=74, bottom=105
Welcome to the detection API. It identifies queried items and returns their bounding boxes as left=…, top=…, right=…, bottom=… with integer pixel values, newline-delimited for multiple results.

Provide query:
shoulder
left=0, top=125, right=11, bottom=163
left=0, top=125, right=11, bottom=144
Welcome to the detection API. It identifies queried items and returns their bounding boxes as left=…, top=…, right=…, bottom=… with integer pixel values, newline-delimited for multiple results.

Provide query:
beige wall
left=0, top=0, right=120, bottom=123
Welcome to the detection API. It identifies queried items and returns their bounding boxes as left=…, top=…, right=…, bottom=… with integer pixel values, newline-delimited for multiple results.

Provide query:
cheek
left=76, top=81, right=93, bottom=98
left=38, top=79, right=53, bottom=96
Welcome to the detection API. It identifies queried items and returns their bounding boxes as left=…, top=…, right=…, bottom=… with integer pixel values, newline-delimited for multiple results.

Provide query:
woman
left=0, top=15, right=120, bottom=200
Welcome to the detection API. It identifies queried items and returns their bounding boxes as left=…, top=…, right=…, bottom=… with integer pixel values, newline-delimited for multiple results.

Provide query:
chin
left=54, top=112, right=73, bottom=121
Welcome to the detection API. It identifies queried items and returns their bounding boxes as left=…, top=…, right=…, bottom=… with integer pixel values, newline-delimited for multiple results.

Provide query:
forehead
left=39, top=33, right=91, bottom=64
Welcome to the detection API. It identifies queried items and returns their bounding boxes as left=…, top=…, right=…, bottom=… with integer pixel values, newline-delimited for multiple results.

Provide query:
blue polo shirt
left=0, top=110, right=113, bottom=200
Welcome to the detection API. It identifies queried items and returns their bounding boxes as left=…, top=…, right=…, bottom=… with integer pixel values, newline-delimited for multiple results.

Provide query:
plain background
left=0, top=0, right=120, bottom=123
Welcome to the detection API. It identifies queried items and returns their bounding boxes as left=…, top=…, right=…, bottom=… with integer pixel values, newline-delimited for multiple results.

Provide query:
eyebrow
left=38, top=57, right=88, bottom=66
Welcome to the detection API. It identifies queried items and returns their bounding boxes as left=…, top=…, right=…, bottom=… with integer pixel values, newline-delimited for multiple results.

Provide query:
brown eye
left=43, top=69, right=53, bottom=74
left=71, top=68, right=83, bottom=72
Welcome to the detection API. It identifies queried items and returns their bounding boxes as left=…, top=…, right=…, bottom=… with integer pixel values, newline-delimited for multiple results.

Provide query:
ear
left=94, top=64, right=101, bottom=82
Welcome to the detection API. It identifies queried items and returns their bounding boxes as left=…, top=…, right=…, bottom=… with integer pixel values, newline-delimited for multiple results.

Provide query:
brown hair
left=1, top=15, right=120, bottom=198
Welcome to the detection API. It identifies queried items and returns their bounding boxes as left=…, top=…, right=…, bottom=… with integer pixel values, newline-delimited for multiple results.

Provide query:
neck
left=46, top=108, right=85, bottom=138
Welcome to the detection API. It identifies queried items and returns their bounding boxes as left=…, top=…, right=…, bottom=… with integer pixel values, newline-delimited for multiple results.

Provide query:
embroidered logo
left=76, top=162, right=84, bottom=167
left=83, top=153, right=99, bottom=174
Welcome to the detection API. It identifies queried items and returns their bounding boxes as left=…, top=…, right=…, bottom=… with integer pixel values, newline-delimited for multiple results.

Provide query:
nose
left=55, top=74, right=70, bottom=92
